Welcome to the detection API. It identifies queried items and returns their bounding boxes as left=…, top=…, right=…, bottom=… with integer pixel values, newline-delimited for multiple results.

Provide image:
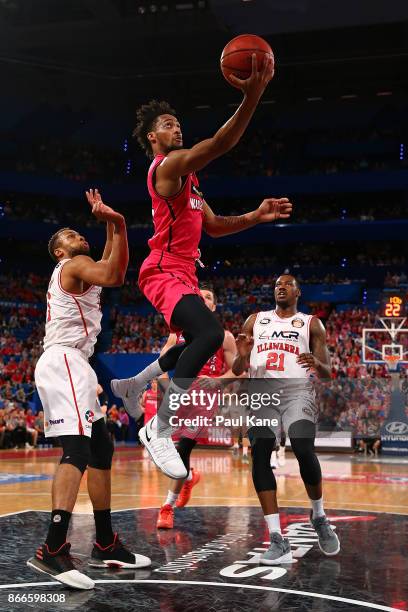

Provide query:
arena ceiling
left=0, top=0, right=406, bottom=110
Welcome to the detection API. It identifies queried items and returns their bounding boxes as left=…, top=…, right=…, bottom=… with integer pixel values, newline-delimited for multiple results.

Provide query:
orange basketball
left=220, top=34, right=274, bottom=88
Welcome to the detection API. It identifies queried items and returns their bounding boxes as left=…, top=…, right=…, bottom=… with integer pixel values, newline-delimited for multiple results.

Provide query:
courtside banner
left=380, top=378, right=408, bottom=456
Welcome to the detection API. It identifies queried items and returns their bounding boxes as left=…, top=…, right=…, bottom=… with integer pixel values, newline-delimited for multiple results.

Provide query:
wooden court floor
left=1, top=446, right=407, bottom=516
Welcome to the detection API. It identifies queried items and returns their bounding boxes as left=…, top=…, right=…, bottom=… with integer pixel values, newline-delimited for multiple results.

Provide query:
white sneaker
left=277, top=447, right=286, bottom=467
left=111, top=377, right=144, bottom=419
left=270, top=451, right=278, bottom=470
left=139, top=416, right=187, bottom=480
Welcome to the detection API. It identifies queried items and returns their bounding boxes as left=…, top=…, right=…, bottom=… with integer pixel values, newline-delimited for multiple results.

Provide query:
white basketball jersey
left=43, top=259, right=102, bottom=359
left=250, top=310, right=314, bottom=378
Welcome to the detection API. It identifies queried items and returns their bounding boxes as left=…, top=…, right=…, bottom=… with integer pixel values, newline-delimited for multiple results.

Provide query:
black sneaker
left=27, top=542, right=94, bottom=590
left=88, top=533, right=151, bottom=569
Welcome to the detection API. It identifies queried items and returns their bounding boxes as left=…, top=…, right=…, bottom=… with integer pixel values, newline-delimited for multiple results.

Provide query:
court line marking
left=2, top=493, right=408, bottom=511
left=0, top=508, right=404, bottom=610
left=0, top=509, right=34, bottom=518
left=2, top=504, right=407, bottom=517
left=110, top=504, right=408, bottom=516
left=0, top=579, right=401, bottom=611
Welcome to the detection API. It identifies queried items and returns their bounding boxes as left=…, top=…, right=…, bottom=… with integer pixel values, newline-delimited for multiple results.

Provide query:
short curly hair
left=48, top=227, right=71, bottom=262
left=133, top=99, right=176, bottom=158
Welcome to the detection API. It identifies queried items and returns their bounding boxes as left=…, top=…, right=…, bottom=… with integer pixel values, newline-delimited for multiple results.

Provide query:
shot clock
left=381, top=292, right=405, bottom=318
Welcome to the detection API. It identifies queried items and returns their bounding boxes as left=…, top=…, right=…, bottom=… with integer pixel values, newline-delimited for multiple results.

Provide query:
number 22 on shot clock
left=384, top=295, right=403, bottom=317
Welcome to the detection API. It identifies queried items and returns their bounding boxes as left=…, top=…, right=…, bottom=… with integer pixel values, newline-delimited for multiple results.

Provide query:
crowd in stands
left=0, top=272, right=46, bottom=303
left=0, top=406, right=45, bottom=449
left=2, top=123, right=406, bottom=184
left=108, top=304, right=397, bottom=388
left=207, top=125, right=406, bottom=179
left=2, top=190, right=408, bottom=230
left=4, top=140, right=129, bottom=185
left=1, top=260, right=407, bottom=452
left=0, top=305, right=43, bottom=448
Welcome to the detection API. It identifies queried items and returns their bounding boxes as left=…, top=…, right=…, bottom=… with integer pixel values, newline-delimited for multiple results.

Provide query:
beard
left=276, top=297, right=290, bottom=308
left=69, top=245, right=90, bottom=257
left=166, top=142, right=183, bottom=153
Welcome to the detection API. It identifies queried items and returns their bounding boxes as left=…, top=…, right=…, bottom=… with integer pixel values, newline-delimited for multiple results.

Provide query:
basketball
left=220, top=34, right=274, bottom=88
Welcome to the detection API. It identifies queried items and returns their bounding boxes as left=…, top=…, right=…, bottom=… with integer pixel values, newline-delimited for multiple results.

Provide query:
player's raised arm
left=232, top=314, right=257, bottom=375
left=63, top=190, right=129, bottom=288
left=100, top=221, right=114, bottom=261
left=297, top=317, right=331, bottom=378
left=158, top=55, right=273, bottom=178
left=203, top=198, right=292, bottom=238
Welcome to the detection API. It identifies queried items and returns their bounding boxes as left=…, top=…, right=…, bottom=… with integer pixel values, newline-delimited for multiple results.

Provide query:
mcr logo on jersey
left=259, top=330, right=300, bottom=341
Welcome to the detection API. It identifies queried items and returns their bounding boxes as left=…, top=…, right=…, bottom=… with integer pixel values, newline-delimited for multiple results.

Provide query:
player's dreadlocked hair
left=133, top=99, right=177, bottom=159
left=48, top=227, right=70, bottom=262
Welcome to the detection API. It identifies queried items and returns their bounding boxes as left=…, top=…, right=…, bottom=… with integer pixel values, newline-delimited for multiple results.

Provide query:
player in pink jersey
left=156, top=284, right=237, bottom=529
left=112, top=56, right=292, bottom=479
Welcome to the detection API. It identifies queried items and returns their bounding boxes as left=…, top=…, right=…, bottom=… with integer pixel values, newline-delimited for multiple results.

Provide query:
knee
left=89, top=418, right=114, bottom=470
left=249, top=428, right=277, bottom=492
left=60, top=435, right=91, bottom=475
left=288, top=422, right=321, bottom=485
left=288, top=420, right=316, bottom=457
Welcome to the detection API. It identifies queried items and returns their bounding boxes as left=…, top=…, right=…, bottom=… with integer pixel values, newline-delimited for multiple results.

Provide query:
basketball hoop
left=384, top=354, right=400, bottom=372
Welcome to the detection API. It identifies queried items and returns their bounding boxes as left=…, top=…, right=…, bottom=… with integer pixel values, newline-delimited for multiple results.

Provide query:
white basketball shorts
left=35, top=345, right=103, bottom=438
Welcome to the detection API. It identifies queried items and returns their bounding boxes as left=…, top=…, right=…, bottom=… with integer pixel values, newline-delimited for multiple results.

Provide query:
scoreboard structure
left=381, top=291, right=405, bottom=319
left=362, top=291, right=408, bottom=456
left=362, top=290, right=408, bottom=371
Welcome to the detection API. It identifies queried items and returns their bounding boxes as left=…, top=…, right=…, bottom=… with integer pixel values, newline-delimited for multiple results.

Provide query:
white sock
left=164, top=490, right=179, bottom=507
left=311, top=497, right=325, bottom=519
left=128, top=359, right=163, bottom=389
left=242, top=446, right=248, bottom=456
left=233, top=442, right=239, bottom=449
left=157, top=379, right=188, bottom=436
left=186, top=470, right=193, bottom=481
left=264, top=513, right=281, bottom=534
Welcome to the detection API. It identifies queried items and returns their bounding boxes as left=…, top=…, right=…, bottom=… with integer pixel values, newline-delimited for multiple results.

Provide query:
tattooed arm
left=202, top=198, right=292, bottom=238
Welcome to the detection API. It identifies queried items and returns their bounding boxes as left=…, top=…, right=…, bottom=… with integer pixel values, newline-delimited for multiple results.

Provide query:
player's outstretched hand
left=85, top=189, right=124, bottom=224
left=236, top=333, right=254, bottom=358
left=255, top=197, right=292, bottom=223
left=228, top=54, right=274, bottom=98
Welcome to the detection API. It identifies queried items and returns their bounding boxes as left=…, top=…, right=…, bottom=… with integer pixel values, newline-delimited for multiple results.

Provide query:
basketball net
left=383, top=354, right=400, bottom=372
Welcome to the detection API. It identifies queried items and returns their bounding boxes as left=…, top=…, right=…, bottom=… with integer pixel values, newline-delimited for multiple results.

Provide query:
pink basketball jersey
left=147, top=154, right=204, bottom=259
